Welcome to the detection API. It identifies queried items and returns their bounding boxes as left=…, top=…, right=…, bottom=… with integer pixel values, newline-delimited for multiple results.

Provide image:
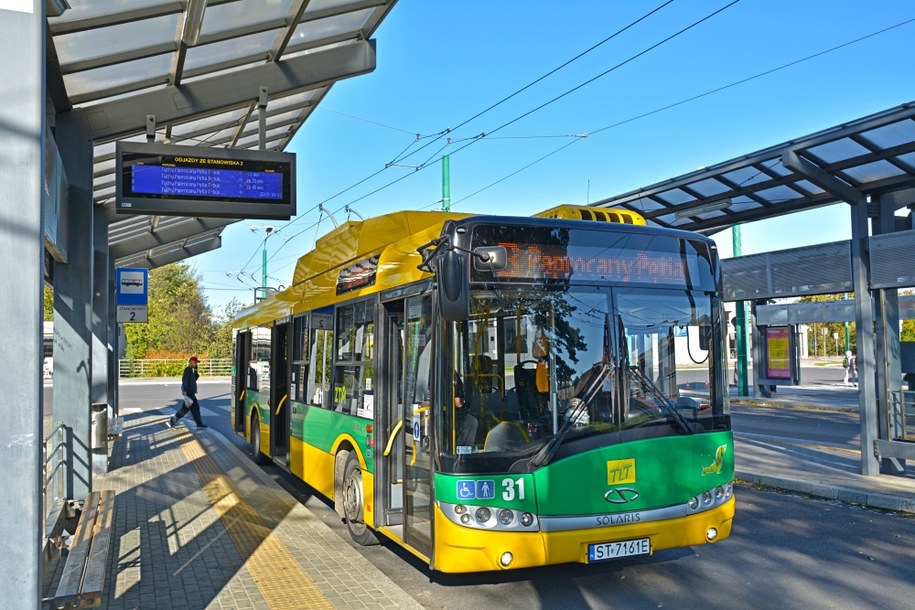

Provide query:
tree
left=208, top=298, right=244, bottom=359
left=44, top=286, right=53, bottom=320
left=124, top=263, right=215, bottom=359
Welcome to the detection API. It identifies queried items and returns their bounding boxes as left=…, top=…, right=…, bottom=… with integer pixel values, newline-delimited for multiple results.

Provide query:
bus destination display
left=116, top=141, right=296, bottom=220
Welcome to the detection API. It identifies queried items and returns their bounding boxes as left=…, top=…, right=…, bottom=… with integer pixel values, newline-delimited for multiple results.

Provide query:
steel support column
left=783, top=149, right=880, bottom=475
left=91, top=210, right=110, bottom=474
left=875, top=193, right=908, bottom=473
left=54, top=111, right=96, bottom=498
left=850, top=201, right=881, bottom=475
left=0, top=2, right=45, bottom=605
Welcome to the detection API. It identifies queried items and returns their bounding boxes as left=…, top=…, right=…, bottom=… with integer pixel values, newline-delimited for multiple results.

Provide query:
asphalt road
left=118, top=380, right=915, bottom=609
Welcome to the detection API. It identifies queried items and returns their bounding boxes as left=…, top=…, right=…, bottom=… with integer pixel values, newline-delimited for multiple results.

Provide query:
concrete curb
left=736, top=470, right=915, bottom=514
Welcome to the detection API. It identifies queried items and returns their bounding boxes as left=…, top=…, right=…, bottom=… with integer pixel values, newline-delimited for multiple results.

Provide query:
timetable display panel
left=116, top=141, right=296, bottom=220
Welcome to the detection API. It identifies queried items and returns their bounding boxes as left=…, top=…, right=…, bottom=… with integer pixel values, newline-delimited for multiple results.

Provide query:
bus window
left=250, top=326, right=271, bottom=392
left=292, top=316, right=308, bottom=402
left=307, top=326, right=333, bottom=408
left=333, top=301, right=375, bottom=417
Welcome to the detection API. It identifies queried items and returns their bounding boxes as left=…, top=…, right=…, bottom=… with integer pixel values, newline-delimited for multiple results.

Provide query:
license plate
left=588, top=538, right=651, bottom=562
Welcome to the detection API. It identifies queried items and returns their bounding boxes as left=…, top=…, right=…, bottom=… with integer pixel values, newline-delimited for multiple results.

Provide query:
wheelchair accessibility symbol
left=457, top=480, right=476, bottom=500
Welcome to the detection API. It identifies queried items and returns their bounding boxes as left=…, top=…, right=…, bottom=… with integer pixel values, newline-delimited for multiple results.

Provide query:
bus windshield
left=438, top=283, right=729, bottom=473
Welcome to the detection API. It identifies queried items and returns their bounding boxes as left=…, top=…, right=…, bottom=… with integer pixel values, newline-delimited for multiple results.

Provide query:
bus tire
left=250, top=412, right=269, bottom=465
left=341, top=452, right=379, bottom=546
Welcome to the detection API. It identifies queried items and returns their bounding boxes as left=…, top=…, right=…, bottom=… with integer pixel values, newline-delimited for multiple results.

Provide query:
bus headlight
left=498, top=509, right=514, bottom=526
left=475, top=507, right=492, bottom=524
left=520, top=512, right=535, bottom=527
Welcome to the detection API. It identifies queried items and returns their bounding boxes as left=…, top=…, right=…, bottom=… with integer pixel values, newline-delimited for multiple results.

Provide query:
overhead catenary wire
left=428, top=14, right=915, bottom=212
left=222, top=7, right=915, bottom=296
left=315, top=0, right=744, bottom=215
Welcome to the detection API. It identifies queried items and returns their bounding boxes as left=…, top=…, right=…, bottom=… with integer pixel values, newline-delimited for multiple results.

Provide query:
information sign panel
left=116, top=141, right=296, bottom=220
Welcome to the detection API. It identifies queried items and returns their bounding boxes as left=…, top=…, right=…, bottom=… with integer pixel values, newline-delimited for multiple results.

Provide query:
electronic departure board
left=116, top=141, right=296, bottom=219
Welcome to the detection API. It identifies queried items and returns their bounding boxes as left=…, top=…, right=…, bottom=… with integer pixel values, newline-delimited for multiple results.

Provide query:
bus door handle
left=383, top=419, right=404, bottom=457
left=275, top=394, right=288, bottom=416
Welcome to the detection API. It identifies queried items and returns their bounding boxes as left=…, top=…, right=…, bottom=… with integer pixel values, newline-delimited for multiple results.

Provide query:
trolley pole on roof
left=442, top=154, right=451, bottom=212
left=733, top=225, right=750, bottom=396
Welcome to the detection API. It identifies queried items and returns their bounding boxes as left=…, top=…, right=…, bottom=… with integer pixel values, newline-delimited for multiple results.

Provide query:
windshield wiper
left=530, top=398, right=589, bottom=467
left=627, top=366, right=693, bottom=434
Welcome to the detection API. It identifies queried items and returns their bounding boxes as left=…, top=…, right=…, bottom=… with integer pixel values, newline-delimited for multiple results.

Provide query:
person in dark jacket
left=167, top=356, right=207, bottom=429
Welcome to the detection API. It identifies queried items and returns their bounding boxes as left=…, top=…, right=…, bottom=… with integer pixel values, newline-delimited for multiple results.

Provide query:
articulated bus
left=231, top=204, right=734, bottom=573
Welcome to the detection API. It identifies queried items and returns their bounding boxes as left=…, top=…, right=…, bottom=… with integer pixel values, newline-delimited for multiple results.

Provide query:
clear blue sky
left=194, top=0, right=915, bottom=316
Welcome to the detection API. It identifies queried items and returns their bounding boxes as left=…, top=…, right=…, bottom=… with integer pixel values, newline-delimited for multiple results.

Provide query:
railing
left=43, top=423, right=67, bottom=540
left=117, top=358, right=232, bottom=378
left=889, top=390, right=915, bottom=441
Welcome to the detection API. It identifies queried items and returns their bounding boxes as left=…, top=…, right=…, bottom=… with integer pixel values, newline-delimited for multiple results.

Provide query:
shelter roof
left=47, top=0, right=397, bottom=269
left=593, top=100, right=915, bottom=234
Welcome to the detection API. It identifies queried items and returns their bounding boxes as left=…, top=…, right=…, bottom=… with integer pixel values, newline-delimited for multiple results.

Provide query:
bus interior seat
left=513, top=363, right=542, bottom=419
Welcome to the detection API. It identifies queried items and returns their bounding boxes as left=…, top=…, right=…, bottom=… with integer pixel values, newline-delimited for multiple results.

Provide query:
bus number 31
left=502, top=477, right=526, bottom=501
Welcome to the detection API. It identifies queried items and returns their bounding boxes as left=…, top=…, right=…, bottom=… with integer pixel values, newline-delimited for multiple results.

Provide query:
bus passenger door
left=381, top=294, right=433, bottom=558
left=379, top=303, right=405, bottom=530
left=403, top=295, right=434, bottom=556
left=233, top=331, right=251, bottom=433
left=271, top=321, right=291, bottom=467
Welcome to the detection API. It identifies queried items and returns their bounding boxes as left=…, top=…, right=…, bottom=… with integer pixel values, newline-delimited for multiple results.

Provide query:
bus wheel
left=250, top=413, right=269, bottom=465
left=341, top=452, right=379, bottom=546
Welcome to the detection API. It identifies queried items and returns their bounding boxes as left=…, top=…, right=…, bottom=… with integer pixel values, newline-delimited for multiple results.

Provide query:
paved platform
left=42, top=384, right=915, bottom=609
left=42, top=407, right=421, bottom=610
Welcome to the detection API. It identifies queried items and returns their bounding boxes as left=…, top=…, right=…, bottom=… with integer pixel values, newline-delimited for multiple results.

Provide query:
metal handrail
left=42, top=423, right=67, bottom=541
left=890, top=390, right=915, bottom=441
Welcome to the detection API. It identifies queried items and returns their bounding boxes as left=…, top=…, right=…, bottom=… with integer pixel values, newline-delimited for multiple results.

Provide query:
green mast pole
left=733, top=225, right=750, bottom=395
left=261, top=246, right=267, bottom=291
left=442, top=154, right=451, bottom=212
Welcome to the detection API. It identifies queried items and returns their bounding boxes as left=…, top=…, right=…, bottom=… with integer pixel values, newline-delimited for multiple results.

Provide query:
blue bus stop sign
left=116, top=268, right=149, bottom=306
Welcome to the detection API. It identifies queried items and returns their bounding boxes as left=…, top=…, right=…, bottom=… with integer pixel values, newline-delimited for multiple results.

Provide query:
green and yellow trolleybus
left=231, top=204, right=734, bottom=572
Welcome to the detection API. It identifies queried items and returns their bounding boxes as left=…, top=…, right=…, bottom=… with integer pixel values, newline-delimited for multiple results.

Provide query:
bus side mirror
left=437, top=248, right=469, bottom=321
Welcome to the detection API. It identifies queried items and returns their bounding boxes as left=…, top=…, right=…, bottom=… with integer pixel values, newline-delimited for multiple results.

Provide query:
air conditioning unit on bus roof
left=533, top=204, right=646, bottom=225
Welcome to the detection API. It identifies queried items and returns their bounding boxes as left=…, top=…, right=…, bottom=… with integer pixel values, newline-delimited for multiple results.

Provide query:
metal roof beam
left=74, top=39, right=376, bottom=143
left=782, top=149, right=866, bottom=207
left=109, top=217, right=236, bottom=259
left=115, top=235, right=223, bottom=270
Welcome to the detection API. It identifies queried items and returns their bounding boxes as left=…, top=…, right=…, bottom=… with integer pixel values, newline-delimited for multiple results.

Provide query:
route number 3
left=501, top=477, right=526, bottom=501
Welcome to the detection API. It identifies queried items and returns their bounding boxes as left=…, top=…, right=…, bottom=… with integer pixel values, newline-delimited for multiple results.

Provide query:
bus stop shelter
left=0, top=1, right=396, bottom=605
left=593, top=99, right=915, bottom=478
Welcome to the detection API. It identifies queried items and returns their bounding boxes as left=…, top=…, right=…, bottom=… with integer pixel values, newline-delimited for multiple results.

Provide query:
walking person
left=167, top=356, right=207, bottom=429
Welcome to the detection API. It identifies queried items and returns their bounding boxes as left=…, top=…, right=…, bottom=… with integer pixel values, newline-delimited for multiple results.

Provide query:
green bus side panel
left=434, top=472, right=537, bottom=512
left=433, top=431, right=733, bottom=516
left=246, top=390, right=269, bottom=424
left=287, top=400, right=374, bottom=472
left=534, top=431, right=734, bottom=515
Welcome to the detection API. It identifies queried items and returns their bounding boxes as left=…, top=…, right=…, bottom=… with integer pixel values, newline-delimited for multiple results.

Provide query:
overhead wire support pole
left=442, top=154, right=451, bottom=212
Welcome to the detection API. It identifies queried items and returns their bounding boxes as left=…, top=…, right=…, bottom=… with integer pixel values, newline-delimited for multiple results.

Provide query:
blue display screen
left=122, top=153, right=289, bottom=204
